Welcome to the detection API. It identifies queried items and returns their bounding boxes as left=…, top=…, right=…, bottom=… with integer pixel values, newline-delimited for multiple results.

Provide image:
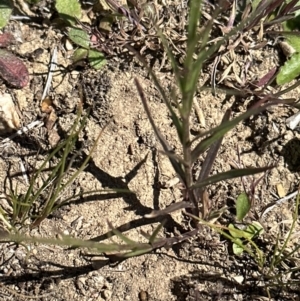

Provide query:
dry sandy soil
left=0, top=1, right=300, bottom=300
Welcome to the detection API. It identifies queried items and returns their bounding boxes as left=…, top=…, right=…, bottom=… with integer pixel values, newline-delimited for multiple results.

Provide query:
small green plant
left=133, top=0, right=281, bottom=228
left=55, top=0, right=106, bottom=70
left=67, top=27, right=106, bottom=70
left=1, top=3, right=300, bottom=292
left=224, top=159, right=267, bottom=255
left=228, top=222, right=264, bottom=256
left=197, top=190, right=300, bottom=297
left=3, top=0, right=291, bottom=249
left=2, top=108, right=106, bottom=230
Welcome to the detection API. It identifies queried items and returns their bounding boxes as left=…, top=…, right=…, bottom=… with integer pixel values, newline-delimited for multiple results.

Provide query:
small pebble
left=139, top=291, right=149, bottom=301
left=102, top=289, right=112, bottom=300
left=71, top=70, right=80, bottom=79
left=65, top=39, right=73, bottom=51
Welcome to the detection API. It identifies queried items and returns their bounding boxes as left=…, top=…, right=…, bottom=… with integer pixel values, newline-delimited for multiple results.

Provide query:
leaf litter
left=0, top=33, right=29, bottom=88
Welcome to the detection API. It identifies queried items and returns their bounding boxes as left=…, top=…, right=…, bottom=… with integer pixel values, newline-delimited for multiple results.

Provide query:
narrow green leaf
left=236, top=192, right=251, bottom=221
left=135, top=79, right=186, bottom=184
left=123, top=247, right=153, bottom=258
left=68, top=28, right=90, bottom=49
left=192, top=167, right=272, bottom=190
left=127, top=45, right=183, bottom=144
left=0, top=0, right=12, bottom=29
left=155, top=32, right=186, bottom=140
left=5, top=233, right=131, bottom=253
left=195, top=110, right=230, bottom=180
left=149, top=223, right=164, bottom=245
left=55, top=0, right=81, bottom=24
left=183, top=16, right=216, bottom=116
left=109, top=223, right=137, bottom=245
left=185, top=0, right=203, bottom=69
left=182, top=2, right=260, bottom=114
left=88, top=50, right=106, bottom=70
left=191, top=104, right=271, bottom=161
left=251, top=0, right=261, bottom=10
left=277, top=53, right=300, bottom=85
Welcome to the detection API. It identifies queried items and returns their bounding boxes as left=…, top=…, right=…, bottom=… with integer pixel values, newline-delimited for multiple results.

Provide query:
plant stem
left=182, top=113, right=199, bottom=221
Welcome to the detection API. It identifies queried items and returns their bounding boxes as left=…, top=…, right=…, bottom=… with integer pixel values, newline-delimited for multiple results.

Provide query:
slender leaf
left=149, top=223, right=164, bottom=245
left=191, top=103, right=273, bottom=161
left=182, top=17, right=216, bottom=116
left=108, top=221, right=137, bottom=245
left=135, top=79, right=186, bottom=184
left=194, top=110, right=230, bottom=214
left=185, top=0, right=203, bottom=69
left=196, top=110, right=231, bottom=176
left=126, top=44, right=183, bottom=143
left=4, top=232, right=134, bottom=252
left=145, top=202, right=194, bottom=218
left=192, top=167, right=272, bottom=189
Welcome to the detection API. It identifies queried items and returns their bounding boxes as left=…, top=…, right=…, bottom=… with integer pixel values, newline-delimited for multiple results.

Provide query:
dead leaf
left=276, top=184, right=286, bottom=198
left=41, top=96, right=54, bottom=113
left=45, top=110, right=57, bottom=131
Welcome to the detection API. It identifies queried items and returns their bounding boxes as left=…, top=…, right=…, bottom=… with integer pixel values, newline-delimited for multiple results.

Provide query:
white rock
left=65, top=39, right=73, bottom=51
left=0, top=92, right=20, bottom=133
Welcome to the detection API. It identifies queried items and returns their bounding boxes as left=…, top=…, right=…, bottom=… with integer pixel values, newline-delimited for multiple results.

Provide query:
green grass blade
left=182, top=15, right=217, bottom=116
left=127, top=45, right=183, bottom=142
left=195, top=110, right=231, bottom=176
left=272, top=191, right=300, bottom=267
left=58, top=188, right=133, bottom=208
left=4, top=232, right=134, bottom=253
left=135, top=79, right=186, bottom=183
left=149, top=222, right=164, bottom=245
left=192, top=167, right=273, bottom=189
left=108, top=221, right=139, bottom=245
left=182, top=2, right=274, bottom=113
left=191, top=103, right=272, bottom=161
left=123, top=247, right=153, bottom=258
left=157, top=29, right=182, bottom=93
left=184, top=0, right=203, bottom=69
